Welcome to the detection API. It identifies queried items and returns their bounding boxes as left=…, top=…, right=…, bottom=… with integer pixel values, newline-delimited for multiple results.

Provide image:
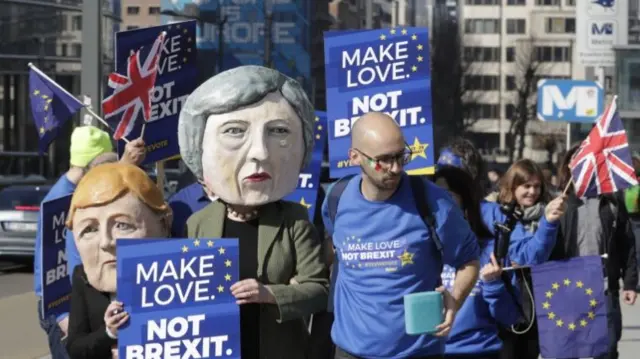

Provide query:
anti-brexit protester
left=322, top=112, right=481, bottom=359
left=34, top=125, right=114, bottom=359
left=65, top=163, right=173, bottom=359
left=168, top=177, right=218, bottom=237
left=433, top=166, right=520, bottom=359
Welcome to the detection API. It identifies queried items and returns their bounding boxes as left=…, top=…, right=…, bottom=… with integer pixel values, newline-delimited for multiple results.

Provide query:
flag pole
left=28, top=63, right=131, bottom=143
left=28, top=63, right=84, bottom=104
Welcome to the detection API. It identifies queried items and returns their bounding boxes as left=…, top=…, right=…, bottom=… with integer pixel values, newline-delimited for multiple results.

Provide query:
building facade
left=121, top=0, right=161, bottom=30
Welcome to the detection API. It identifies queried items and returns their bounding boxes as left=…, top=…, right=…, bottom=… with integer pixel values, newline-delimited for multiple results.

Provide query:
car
left=0, top=185, right=51, bottom=258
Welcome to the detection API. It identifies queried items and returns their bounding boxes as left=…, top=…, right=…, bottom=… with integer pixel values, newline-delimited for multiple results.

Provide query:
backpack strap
left=409, top=176, right=444, bottom=286
left=326, top=174, right=355, bottom=313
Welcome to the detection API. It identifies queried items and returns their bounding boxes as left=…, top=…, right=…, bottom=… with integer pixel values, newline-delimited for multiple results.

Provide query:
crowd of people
left=33, top=66, right=639, bottom=359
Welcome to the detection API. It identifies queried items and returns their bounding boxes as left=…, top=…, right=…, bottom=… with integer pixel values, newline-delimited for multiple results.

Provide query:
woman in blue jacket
left=434, top=166, right=520, bottom=359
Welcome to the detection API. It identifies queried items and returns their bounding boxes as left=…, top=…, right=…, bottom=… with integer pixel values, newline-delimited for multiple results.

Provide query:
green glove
left=624, top=185, right=640, bottom=214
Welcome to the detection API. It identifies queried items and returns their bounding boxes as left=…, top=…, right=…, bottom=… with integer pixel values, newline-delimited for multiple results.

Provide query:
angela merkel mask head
left=66, top=163, right=172, bottom=293
left=178, top=65, right=315, bottom=206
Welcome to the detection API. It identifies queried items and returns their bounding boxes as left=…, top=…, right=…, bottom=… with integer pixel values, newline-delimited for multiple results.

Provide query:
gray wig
left=178, top=65, right=315, bottom=181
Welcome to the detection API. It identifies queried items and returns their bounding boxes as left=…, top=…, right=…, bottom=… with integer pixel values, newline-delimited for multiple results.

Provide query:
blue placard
left=536, top=79, right=604, bottom=123
left=283, top=111, right=327, bottom=220
left=117, top=238, right=241, bottom=358
left=323, top=28, right=435, bottom=179
left=160, top=0, right=312, bottom=93
left=112, top=21, right=198, bottom=164
left=40, top=194, right=72, bottom=319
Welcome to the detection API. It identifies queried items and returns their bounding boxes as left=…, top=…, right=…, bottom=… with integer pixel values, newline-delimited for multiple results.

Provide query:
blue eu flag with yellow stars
left=28, top=64, right=84, bottom=153
left=531, top=256, right=609, bottom=358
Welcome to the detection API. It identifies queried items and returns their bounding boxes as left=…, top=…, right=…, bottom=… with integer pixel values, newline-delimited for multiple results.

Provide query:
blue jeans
left=37, top=299, right=70, bottom=359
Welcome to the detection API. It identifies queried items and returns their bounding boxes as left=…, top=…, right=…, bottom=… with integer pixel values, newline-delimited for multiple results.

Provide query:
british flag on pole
left=102, top=31, right=165, bottom=141
left=569, top=96, right=638, bottom=198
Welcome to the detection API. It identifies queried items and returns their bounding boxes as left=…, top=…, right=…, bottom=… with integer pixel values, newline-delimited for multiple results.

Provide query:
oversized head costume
left=66, top=163, right=172, bottom=293
left=178, top=65, right=315, bottom=206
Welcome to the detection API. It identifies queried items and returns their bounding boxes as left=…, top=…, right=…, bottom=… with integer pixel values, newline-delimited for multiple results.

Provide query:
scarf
left=521, top=202, right=545, bottom=232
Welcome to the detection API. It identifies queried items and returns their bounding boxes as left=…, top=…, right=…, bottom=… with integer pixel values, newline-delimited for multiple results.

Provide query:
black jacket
left=66, top=265, right=116, bottom=359
left=549, top=192, right=638, bottom=292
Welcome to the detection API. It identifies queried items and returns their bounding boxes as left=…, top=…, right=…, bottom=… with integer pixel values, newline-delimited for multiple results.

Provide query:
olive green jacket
left=186, top=200, right=329, bottom=359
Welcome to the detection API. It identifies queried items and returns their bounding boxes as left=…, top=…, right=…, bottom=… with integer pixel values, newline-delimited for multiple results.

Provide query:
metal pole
left=217, top=16, right=227, bottom=73
left=365, top=0, right=373, bottom=29
left=566, top=39, right=574, bottom=151
left=394, top=1, right=399, bottom=27
left=81, top=0, right=103, bottom=125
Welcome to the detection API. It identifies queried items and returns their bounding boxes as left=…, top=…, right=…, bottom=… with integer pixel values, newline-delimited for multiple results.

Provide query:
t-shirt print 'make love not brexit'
left=338, top=236, right=415, bottom=272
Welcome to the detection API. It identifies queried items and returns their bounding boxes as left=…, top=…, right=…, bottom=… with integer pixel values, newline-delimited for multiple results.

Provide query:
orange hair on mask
left=66, top=162, right=170, bottom=229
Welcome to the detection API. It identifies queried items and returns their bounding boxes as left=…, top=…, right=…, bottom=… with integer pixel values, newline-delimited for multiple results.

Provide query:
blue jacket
left=480, top=201, right=558, bottom=266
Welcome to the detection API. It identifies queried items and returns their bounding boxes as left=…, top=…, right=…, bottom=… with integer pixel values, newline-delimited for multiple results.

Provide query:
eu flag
left=531, top=256, right=609, bottom=358
left=28, top=64, right=84, bottom=153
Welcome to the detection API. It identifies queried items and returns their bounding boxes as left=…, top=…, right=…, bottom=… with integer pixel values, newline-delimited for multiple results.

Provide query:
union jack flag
left=569, top=96, right=637, bottom=198
left=102, top=31, right=165, bottom=140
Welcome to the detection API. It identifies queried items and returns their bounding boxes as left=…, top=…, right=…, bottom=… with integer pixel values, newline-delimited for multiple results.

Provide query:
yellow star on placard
left=401, top=28, right=407, bottom=35
left=181, top=245, right=188, bottom=253
left=217, top=285, right=224, bottom=293
left=568, top=323, right=576, bottom=331
left=552, top=282, right=560, bottom=290
left=299, top=197, right=312, bottom=209
left=417, top=44, right=423, bottom=50
left=409, top=137, right=428, bottom=160
left=547, top=312, right=556, bottom=320
left=39, top=127, right=45, bottom=135
left=563, top=278, right=571, bottom=286
left=411, top=34, right=417, bottom=40
left=225, top=259, right=232, bottom=267
left=193, top=239, right=200, bottom=247
left=390, top=28, right=396, bottom=35
left=542, top=301, right=551, bottom=309
left=585, top=288, right=593, bottom=296
left=379, top=34, right=386, bottom=40
left=417, top=55, right=423, bottom=62
left=411, top=65, right=417, bottom=72
left=224, top=274, right=232, bottom=281
left=576, top=281, right=584, bottom=288
left=397, top=250, right=414, bottom=266
left=207, top=240, right=214, bottom=247
left=218, top=247, right=226, bottom=255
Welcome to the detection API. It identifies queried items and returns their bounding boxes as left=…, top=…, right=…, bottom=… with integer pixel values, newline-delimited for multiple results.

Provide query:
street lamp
left=160, top=9, right=228, bottom=73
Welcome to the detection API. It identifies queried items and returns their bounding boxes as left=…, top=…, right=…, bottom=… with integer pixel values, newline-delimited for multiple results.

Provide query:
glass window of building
left=149, top=7, right=161, bottom=15
left=507, top=0, right=526, bottom=4
left=72, top=15, right=82, bottom=31
left=127, top=6, right=140, bottom=15
left=536, top=0, right=560, bottom=5
left=506, top=19, right=526, bottom=34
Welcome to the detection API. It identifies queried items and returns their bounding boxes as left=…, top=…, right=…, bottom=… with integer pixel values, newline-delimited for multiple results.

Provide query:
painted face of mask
left=201, top=92, right=305, bottom=206
left=72, top=193, right=167, bottom=293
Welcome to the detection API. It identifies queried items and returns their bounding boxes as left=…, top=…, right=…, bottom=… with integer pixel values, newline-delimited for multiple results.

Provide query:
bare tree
left=507, top=37, right=545, bottom=162
left=430, top=21, right=485, bottom=150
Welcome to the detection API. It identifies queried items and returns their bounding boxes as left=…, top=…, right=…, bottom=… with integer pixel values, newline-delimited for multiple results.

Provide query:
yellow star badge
left=379, top=34, right=386, bottom=40
left=207, top=240, right=214, bottom=247
left=411, top=34, right=417, bottom=40
left=411, top=65, right=418, bottom=72
left=417, top=56, right=423, bottom=62
left=218, top=247, right=226, bottom=255
left=401, top=28, right=408, bottom=35
left=225, top=259, right=232, bottom=267
left=193, top=239, right=200, bottom=247
left=299, top=197, right=312, bottom=209
left=390, top=28, right=396, bottom=35
left=417, top=44, right=423, bottom=50
left=217, top=285, right=224, bottom=293
left=409, top=137, right=428, bottom=160
left=181, top=245, right=188, bottom=253
left=224, top=274, right=232, bottom=281
left=397, top=250, right=414, bottom=266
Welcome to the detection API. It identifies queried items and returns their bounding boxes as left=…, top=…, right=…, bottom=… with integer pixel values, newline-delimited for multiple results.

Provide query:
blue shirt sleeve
left=430, top=184, right=480, bottom=269
left=65, top=229, right=81, bottom=285
left=508, top=217, right=559, bottom=266
left=33, top=215, right=44, bottom=296
left=481, top=273, right=521, bottom=327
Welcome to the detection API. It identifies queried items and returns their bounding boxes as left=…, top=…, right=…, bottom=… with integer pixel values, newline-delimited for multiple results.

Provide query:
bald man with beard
left=321, top=112, right=481, bottom=359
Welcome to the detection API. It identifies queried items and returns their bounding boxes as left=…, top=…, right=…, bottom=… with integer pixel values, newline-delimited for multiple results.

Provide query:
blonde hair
left=66, top=163, right=171, bottom=229
left=498, top=159, right=549, bottom=205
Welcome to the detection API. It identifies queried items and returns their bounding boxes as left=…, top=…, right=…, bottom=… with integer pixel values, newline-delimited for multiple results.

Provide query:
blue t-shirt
left=443, top=239, right=520, bottom=355
left=168, top=182, right=212, bottom=237
left=34, top=174, right=76, bottom=321
left=322, top=174, right=480, bottom=358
